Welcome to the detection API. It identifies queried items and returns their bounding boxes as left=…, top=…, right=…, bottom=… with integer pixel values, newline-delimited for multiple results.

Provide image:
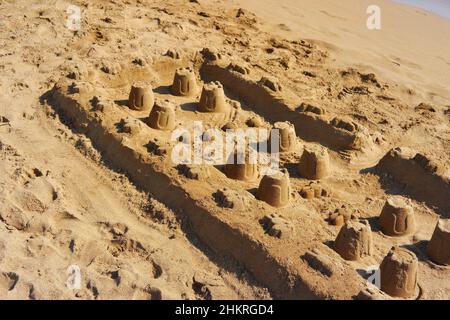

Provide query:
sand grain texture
left=0, top=0, right=449, bottom=299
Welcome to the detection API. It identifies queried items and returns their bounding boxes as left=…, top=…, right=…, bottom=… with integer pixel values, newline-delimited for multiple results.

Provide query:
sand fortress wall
left=200, top=62, right=372, bottom=152
left=376, top=147, right=450, bottom=217
left=49, top=80, right=357, bottom=299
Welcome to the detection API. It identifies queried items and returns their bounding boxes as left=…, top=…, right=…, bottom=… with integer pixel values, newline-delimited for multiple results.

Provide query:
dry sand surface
left=0, top=0, right=449, bottom=300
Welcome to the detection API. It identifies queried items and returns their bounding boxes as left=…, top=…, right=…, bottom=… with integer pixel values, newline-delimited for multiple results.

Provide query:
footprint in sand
left=86, top=280, right=100, bottom=299
left=0, top=201, right=30, bottom=230
left=0, top=271, right=19, bottom=291
left=151, top=260, right=163, bottom=279
left=25, top=236, right=58, bottom=258
left=7, top=174, right=58, bottom=218
left=23, top=175, right=58, bottom=203
left=11, top=188, right=47, bottom=214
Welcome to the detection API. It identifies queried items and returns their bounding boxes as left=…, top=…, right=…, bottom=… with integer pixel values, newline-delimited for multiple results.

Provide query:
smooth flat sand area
left=234, top=0, right=450, bottom=105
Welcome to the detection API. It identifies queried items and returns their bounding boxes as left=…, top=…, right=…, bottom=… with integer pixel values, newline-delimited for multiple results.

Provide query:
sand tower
left=380, top=247, right=418, bottom=298
left=224, top=151, right=259, bottom=181
left=334, top=220, right=373, bottom=261
left=147, top=100, right=176, bottom=131
left=297, top=146, right=330, bottom=180
left=198, top=81, right=229, bottom=113
left=171, top=67, right=198, bottom=97
left=379, top=197, right=416, bottom=237
left=128, top=82, right=154, bottom=111
left=427, top=219, right=450, bottom=266
left=257, top=170, right=290, bottom=207
left=270, top=122, right=297, bottom=153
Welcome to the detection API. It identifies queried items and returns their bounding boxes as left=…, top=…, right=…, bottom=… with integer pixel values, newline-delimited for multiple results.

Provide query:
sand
left=0, top=0, right=449, bottom=300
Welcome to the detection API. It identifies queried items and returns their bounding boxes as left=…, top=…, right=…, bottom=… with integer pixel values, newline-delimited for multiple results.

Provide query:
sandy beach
left=0, top=0, right=449, bottom=300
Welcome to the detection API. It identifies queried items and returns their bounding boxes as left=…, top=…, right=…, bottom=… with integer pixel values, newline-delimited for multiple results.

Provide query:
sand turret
left=380, top=247, right=418, bottom=298
left=171, top=67, right=198, bottom=97
left=198, top=81, right=229, bottom=113
left=224, top=151, right=259, bottom=181
left=257, top=170, right=290, bottom=207
left=147, top=100, right=176, bottom=131
left=379, top=197, right=416, bottom=236
left=334, top=220, right=373, bottom=261
left=427, top=218, right=450, bottom=266
left=297, top=146, right=330, bottom=180
left=270, top=122, right=297, bottom=153
left=128, top=82, right=154, bottom=111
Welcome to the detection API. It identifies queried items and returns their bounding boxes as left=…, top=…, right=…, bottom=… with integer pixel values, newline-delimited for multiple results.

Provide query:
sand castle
left=297, top=146, right=330, bottom=180
left=427, top=219, right=450, bottom=266
left=224, top=151, right=259, bottom=181
left=48, top=47, right=450, bottom=300
left=128, top=83, right=154, bottom=111
left=257, top=170, right=290, bottom=207
left=171, top=67, right=198, bottom=97
left=198, top=81, right=229, bottom=113
left=334, top=220, right=373, bottom=261
left=271, top=122, right=297, bottom=153
left=6, top=0, right=450, bottom=300
left=379, top=197, right=416, bottom=237
left=146, top=100, right=176, bottom=131
left=380, top=247, right=418, bottom=298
